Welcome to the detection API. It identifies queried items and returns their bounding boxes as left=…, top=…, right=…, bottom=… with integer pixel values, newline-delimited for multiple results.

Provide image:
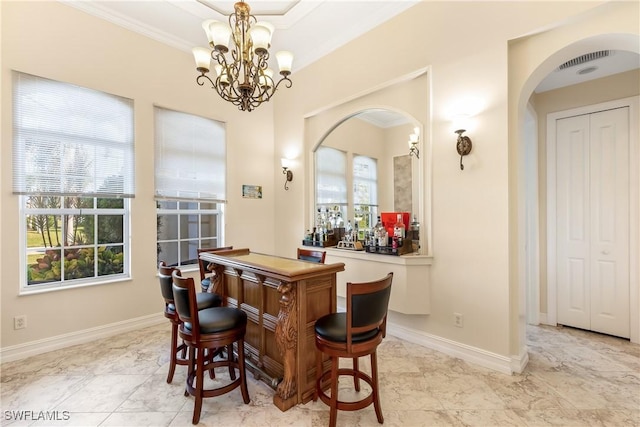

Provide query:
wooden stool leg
left=185, top=346, right=195, bottom=397
left=370, top=351, right=383, bottom=424
left=167, top=322, right=179, bottom=384
left=329, top=356, right=339, bottom=427
left=238, top=339, right=250, bottom=404
left=352, top=357, right=360, bottom=391
left=227, top=343, right=236, bottom=380
left=314, top=349, right=321, bottom=402
left=192, top=347, right=205, bottom=425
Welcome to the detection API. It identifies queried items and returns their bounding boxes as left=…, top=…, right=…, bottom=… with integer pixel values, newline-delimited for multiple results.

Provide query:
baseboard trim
left=1, top=312, right=525, bottom=375
left=0, top=313, right=164, bottom=363
left=387, top=323, right=516, bottom=375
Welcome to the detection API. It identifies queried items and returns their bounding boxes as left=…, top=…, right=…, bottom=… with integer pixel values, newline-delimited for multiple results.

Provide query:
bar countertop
left=199, top=248, right=345, bottom=281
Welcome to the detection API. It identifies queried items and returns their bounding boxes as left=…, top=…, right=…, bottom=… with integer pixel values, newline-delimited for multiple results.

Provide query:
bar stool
left=158, top=261, right=221, bottom=384
left=172, top=269, right=250, bottom=425
left=297, top=248, right=326, bottom=263
left=314, top=273, right=393, bottom=427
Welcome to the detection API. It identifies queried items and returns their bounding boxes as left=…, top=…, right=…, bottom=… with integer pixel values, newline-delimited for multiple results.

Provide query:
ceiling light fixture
left=192, top=1, right=293, bottom=112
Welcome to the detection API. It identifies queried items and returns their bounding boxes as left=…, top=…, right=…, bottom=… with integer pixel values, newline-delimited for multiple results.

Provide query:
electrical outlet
left=453, top=312, right=463, bottom=328
left=14, top=315, right=27, bottom=330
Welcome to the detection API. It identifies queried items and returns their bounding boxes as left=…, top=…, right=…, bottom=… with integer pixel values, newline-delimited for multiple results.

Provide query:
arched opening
left=514, top=33, right=640, bottom=367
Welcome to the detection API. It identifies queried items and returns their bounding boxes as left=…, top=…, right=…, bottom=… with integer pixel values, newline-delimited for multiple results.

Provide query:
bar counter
left=199, top=248, right=345, bottom=411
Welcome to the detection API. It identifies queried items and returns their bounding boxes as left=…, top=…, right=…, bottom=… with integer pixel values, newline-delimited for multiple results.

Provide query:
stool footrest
left=316, top=368, right=375, bottom=411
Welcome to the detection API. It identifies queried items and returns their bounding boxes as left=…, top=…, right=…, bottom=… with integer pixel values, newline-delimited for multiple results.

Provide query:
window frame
left=154, top=107, right=227, bottom=269
left=20, top=196, right=131, bottom=294
left=156, top=199, right=225, bottom=268
left=13, top=72, right=134, bottom=293
left=352, top=154, right=379, bottom=231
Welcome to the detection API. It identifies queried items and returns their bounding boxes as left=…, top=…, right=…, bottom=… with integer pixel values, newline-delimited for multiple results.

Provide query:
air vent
left=557, top=50, right=614, bottom=70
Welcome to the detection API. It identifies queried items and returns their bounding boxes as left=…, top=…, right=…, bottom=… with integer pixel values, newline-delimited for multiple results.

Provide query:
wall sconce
left=281, top=158, right=293, bottom=190
left=455, top=129, right=472, bottom=170
left=408, top=127, right=420, bottom=159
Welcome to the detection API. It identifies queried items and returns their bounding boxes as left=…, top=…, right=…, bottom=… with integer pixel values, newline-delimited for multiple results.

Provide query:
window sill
left=19, top=275, right=132, bottom=296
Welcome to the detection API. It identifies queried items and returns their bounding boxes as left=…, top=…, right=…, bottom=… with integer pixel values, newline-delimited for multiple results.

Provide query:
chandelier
left=192, top=1, right=293, bottom=112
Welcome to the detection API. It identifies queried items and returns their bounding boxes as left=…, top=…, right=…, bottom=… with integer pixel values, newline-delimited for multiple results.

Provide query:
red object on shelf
left=381, top=212, right=410, bottom=237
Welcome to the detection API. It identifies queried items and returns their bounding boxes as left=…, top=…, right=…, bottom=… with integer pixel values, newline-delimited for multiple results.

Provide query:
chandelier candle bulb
left=208, top=21, right=232, bottom=52
left=214, top=65, right=229, bottom=85
left=260, top=68, right=274, bottom=89
left=201, top=19, right=216, bottom=44
left=249, top=25, right=271, bottom=54
left=192, top=47, right=212, bottom=72
left=276, top=51, right=294, bottom=75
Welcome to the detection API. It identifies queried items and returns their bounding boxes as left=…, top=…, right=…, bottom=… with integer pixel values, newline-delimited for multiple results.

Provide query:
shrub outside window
left=24, top=196, right=128, bottom=286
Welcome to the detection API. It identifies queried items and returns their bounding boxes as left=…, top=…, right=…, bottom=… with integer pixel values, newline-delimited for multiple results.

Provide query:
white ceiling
left=63, top=0, right=639, bottom=94
left=63, top=0, right=419, bottom=72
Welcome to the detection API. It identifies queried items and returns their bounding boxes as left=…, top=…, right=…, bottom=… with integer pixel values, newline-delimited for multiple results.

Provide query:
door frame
left=546, top=96, right=639, bottom=343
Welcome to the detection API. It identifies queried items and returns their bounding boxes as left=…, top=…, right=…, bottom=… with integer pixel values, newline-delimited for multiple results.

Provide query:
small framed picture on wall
left=242, top=184, right=262, bottom=199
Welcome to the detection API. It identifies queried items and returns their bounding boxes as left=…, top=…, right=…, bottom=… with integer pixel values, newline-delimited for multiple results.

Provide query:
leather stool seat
left=182, top=306, right=246, bottom=334
left=315, top=313, right=378, bottom=343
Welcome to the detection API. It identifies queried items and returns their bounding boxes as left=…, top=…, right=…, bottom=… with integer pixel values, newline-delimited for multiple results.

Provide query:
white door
left=556, top=107, right=630, bottom=338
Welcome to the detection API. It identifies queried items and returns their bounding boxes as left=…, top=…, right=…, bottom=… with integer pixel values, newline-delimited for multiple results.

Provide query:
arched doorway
left=511, top=29, right=640, bottom=371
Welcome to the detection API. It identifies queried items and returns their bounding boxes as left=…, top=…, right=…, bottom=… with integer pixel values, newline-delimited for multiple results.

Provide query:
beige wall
left=1, top=1, right=276, bottom=349
left=273, top=0, right=636, bottom=358
left=532, top=69, right=640, bottom=315
left=2, top=0, right=638, bottom=364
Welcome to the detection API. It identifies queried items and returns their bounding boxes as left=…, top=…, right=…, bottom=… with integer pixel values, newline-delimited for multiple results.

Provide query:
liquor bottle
left=335, top=212, right=344, bottom=228
left=410, top=215, right=420, bottom=240
left=377, top=228, right=388, bottom=248
left=345, top=220, right=353, bottom=239
left=373, top=215, right=386, bottom=247
left=410, top=215, right=420, bottom=254
left=393, top=213, right=406, bottom=239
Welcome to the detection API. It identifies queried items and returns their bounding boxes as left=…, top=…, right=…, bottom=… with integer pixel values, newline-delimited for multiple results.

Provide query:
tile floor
left=1, top=323, right=638, bottom=426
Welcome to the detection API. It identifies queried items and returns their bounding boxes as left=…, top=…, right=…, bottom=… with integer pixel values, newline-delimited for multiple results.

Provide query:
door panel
left=557, top=115, right=590, bottom=329
left=556, top=107, right=630, bottom=338
left=589, top=108, right=629, bottom=337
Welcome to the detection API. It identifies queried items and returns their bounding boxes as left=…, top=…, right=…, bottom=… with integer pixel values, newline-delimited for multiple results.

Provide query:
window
left=154, top=107, right=226, bottom=267
left=315, top=147, right=378, bottom=233
left=353, top=155, right=378, bottom=231
left=13, top=72, right=134, bottom=291
left=315, top=146, right=348, bottom=224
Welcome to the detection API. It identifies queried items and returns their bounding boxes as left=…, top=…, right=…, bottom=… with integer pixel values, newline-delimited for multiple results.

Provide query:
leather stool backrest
left=172, top=269, right=201, bottom=340
left=158, top=261, right=178, bottom=304
left=297, top=248, right=326, bottom=263
left=346, top=272, right=393, bottom=344
left=352, top=285, right=392, bottom=330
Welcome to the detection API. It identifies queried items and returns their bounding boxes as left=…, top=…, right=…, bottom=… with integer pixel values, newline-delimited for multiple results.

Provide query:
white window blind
left=353, top=155, right=378, bottom=206
left=154, top=107, right=226, bottom=202
left=316, top=146, right=347, bottom=205
left=12, top=72, right=135, bottom=197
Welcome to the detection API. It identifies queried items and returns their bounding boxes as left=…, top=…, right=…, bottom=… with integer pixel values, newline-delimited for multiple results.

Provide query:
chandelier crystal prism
left=192, top=1, right=293, bottom=112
